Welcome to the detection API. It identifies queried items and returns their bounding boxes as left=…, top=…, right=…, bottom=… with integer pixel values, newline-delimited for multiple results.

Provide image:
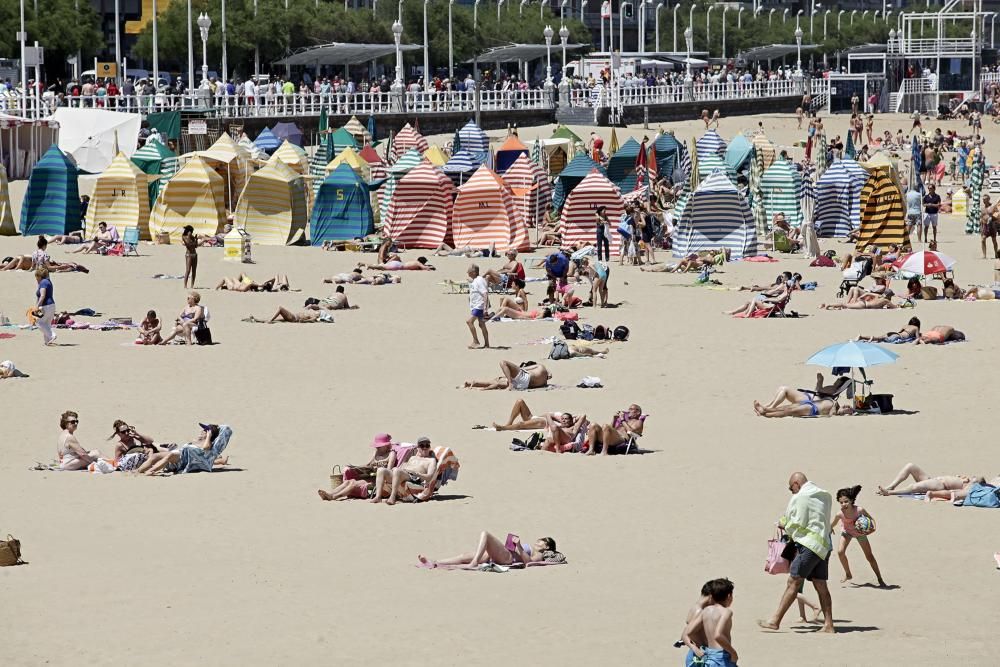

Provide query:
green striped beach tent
left=760, top=159, right=803, bottom=227
left=131, top=138, right=178, bottom=205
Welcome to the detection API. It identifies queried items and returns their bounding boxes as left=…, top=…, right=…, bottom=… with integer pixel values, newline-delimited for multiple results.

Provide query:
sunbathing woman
left=245, top=307, right=333, bottom=323
left=820, top=290, right=899, bottom=310
left=858, top=317, right=921, bottom=343
left=463, top=360, right=551, bottom=391
left=585, top=404, right=645, bottom=456
left=309, top=286, right=357, bottom=311
left=136, top=424, right=232, bottom=475
left=491, top=306, right=553, bottom=321
left=916, top=325, right=966, bottom=344
left=46, top=231, right=84, bottom=244
left=739, top=272, right=792, bottom=292
left=496, top=278, right=529, bottom=312
left=137, top=310, right=162, bottom=345
left=0, top=360, right=26, bottom=379
left=672, top=249, right=728, bottom=273
left=753, top=389, right=854, bottom=418
left=109, top=419, right=160, bottom=472
left=56, top=410, right=95, bottom=470
left=326, top=268, right=401, bottom=285
left=215, top=274, right=290, bottom=292
left=724, top=288, right=789, bottom=317
left=317, top=433, right=398, bottom=501
left=492, top=399, right=570, bottom=431
left=418, top=533, right=562, bottom=568
left=159, top=291, right=206, bottom=345
left=371, top=439, right=438, bottom=505
left=540, top=412, right=588, bottom=453
left=360, top=256, right=435, bottom=271
left=876, top=462, right=972, bottom=497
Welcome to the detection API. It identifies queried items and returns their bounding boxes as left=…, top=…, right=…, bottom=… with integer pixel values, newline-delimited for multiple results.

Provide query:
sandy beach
left=2, top=111, right=999, bottom=666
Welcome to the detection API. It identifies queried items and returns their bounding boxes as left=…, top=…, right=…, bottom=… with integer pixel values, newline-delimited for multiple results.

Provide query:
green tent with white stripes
left=760, top=159, right=803, bottom=228
left=131, top=138, right=178, bottom=205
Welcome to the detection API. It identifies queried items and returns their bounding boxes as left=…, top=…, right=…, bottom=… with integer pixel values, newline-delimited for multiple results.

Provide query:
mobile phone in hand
left=505, top=533, right=518, bottom=551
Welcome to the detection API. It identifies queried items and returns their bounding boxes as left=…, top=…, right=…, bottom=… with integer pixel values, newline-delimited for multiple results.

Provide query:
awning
left=275, top=42, right=422, bottom=66
left=738, top=44, right=819, bottom=61
left=467, top=43, right=587, bottom=64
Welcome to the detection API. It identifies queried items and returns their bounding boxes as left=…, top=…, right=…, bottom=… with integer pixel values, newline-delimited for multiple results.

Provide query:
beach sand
left=2, top=112, right=999, bottom=666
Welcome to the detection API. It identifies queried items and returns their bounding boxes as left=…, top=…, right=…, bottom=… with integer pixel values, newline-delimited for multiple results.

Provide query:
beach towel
left=744, top=255, right=778, bottom=263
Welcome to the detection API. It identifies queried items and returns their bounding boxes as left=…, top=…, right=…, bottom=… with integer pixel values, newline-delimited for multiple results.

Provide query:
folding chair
left=122, top=226, right=140, bottom=256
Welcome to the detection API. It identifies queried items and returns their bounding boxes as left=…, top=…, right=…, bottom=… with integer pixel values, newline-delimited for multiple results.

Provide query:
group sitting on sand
left=487, top=399, right=645, bottom=455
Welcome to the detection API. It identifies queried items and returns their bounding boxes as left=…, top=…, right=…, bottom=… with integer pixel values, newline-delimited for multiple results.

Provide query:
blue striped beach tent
left=443, top=150, right=485, bottom=186
left=653, top=132, right=679, bottom=181
left=20, top=145, right=81, bottom=236
left=815, top=159, right=868, bottom=237
left=310, top=163, right=374, bottom=245
left=673, top=168, right=757, bottom=260
left=607, top=137, right=642, bottom=192
left=330, top=127, right=359, bottom=156
left=760, top=159, right=804, bottom=227
left=457, top=120, right=489, bottom=154
left=697, top=154, right=736, bottom=183
left=724, top=134, right=753, bottom=173
left=677, top=140, right=692, bottom=186
left=378, top=148, right=425, bottom=221
left=552, top=153, right=607, bottom=210
left=696, top=129, right=727, bottom=159
left=254, top=127, right=281, bottom=154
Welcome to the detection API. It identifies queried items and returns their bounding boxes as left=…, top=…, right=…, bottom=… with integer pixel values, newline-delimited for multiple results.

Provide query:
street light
left=580, top=0, right=587, bottom=21
left=391, top=19, right=403, bottom=94
left=837, top=9, right=844, bottom=32
left=448, top=0, right=454, bottom=81
left=673, top=3, right=680, bottom=52
left=473, top=0, right=480, bottom=28
left=655, top=2, right=663, bottom=52
left=423, top=0, right=431, bottom=88
left=498, top=0, right=504, bottom=21
left=520, top=0, right=527, bottom=15
left=221, top=0, right=228, bottom=83
left=152, top=0, right=159, bottom=87
left=722, top=6, right=728, bottom=59
left=561, top=0, right=567, bottom=23
left=684, top=25, right=692, bottom=82
left=560, top=23, right=569, bottom=73
left=795, top=8, right=802, bottom=30
left=811, top=8, right=817, bottom=41
left=197, top=11, right=211, bottom=86
left=884, top=9, right=892, bottom=23
left=769, top=7, right=775, bottom=25
left=737, top=5, right=743, bottom=29
left=689, top=3, right=696, bottom=38
left=186, top=0, right=194, bottom=92
left=823, top=9, right=830, bottom=40
left=372, top=0, right=377, bottom=15
left=543, top=24, right=554, bottom=90
left=862, top=10, right=869, bottom=21
left=794, top=25, right=802, bottom=75
left=782, top=8, right=788, bottom=23
left=706, top=5, right=714, bottom=57
left=851, top=9, right=856, bottom=25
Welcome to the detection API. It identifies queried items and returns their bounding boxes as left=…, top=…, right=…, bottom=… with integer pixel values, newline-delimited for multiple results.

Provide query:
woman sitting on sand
left=858, top=317, right=921, bottom=343
left=317, top=433, right=398, bottom=502
left=418, top=532, right=564, bottom=569
left=138, top=310, right=162, bottom=345
left=360, top=257, right=435, bottom=271
left=495, top=278, right=529, bottom=312
left=160, top=291, right=207, bottom=345
left=215, top=274, right=290, bottom=292
left=724, top=283, right=791, bottom=317
left=463, top=360, right=551, bottom=391
left=109, top=419, right=160, bottom=472
left=57, top=410, right=95, bottom=470
left=753, top=388, right=855, bottom=418
left=916, top=325, right=966, bottom=344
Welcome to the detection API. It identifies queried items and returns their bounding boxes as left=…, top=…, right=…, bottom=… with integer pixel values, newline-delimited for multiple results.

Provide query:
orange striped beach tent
left=453, top=165, right=531, bottom=252
left=390, top=123, right=429, bottom=162
left=559, top=170, right=624, bottom=256
left=383, top=161, right=454, bottom=249
left=502, top=154, right=551, bottom=228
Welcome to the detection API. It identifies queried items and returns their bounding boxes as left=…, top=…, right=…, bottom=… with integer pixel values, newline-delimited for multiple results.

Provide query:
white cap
left=0, top=360, right=14, bottom=373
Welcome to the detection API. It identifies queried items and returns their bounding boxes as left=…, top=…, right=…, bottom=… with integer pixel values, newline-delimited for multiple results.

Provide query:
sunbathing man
left=71, top=222, right=115, bottom=254
left=585, top=404, right=645, bottom=456
left=916, top=325, right=966, bottom=344
left=540, top=412, right=588, bottom=453
left=326, top=268, right=401, bottom=285
left=46, top=231, right=85, bottom=244
left=876, top=463, right=972, bottom=497
left=463, top=360, right=551, bottom=391
left=753, top=387, right=855, bottom=418
left=858, top=317, right=921, bottom=343
left=371, top=438, right=438, bottom=505
left=215, top=274, right=290, bottom=292
left=309, top=286, right=356, bottom=310
left=360, top=256, right=435, bottom=271
left=434, top=242, right=496, bottom=258
left=245, top=307, right=333, bottom=324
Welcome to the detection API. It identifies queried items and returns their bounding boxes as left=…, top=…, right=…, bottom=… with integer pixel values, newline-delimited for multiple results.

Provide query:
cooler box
left=224, top=227, right=253, bottom=263
left=952, top=189, right=967, bottom=215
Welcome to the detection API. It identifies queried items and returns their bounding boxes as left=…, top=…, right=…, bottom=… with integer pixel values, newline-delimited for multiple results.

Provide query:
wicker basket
left=329, top=465, right=343, bottom=488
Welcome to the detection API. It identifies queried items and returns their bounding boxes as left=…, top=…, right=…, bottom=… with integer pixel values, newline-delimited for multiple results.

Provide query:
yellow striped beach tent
left=235, top=159, right=308, bottom=246
left=423, top=145, right=449, bottom=167
left=148, top=156, right=226, bottom=242
left=0, top=164, right=16, bottom=236
left=344, top=115, right=372, bottom=145
left=751, top=132, right=777, bottom=172
left=326, top=146, right=372, bottom=182
left=856, top=166, right=906, bottom=251
left=269, top=140, right=309, bottom=175
left=192, top=133, right=251, bottom=210
left=86, top=152, right=151, bottom=239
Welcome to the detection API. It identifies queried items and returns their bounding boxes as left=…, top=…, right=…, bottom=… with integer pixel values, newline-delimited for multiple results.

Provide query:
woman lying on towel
left=215, top=273, right=290, bottom=292
left=318, top=432, right=398, bottom=501
left=916, top=325, right=966, bottom=345
left=876, top=462, right=973, bottom=497
left=463, top=360, right=551, bottom=391
left=359, top=257, right=435, bottom=271
left=820, top=289, right=900, bottom=310
left=244, top=307, right=334, bottom=324
left=585, top=404, right=646, bottom=456
left=753, top=388, right=855, bottom=418
left=418, top=532, right=564, bottom=568
left=325, top=268, right=401, bottom=285
left=491, top=306, right=553, bottom=321
left=857, top=317, right=921, bottom=343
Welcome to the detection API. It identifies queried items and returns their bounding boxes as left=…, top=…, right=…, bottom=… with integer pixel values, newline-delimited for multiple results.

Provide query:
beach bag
left=549, top=340, right=571, bottom=360
left=329, top=465, right=344, bottom=488
left=963, top=483, right=1000, bottom=509
left=580, top=324, right=595, bottom=341
left=613, top=325, right=630, bottom=342
left=560, top=321, right=580, bottom=339
left=194, top=325, right=213, bottom=346
left=593, top=325, right=611, bottom=341
left=0, top=535, right=24, bottom=566
left=765, top=531, right=791, bottom=575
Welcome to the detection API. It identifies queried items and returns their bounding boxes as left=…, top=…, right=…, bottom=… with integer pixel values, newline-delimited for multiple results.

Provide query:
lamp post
left=737, top=5, right=743, bottom=29
left=689, top=3, right=696, bottom=39
left=520, top=0, right=527, bottom=14
left=197, top=11, right=210, bottom=86
left=391, top=19, right=403, bottom=103
left=823, top=9, right=829, bottom=40
left=706, top=5, right=714, bottom=57
left=221, top=0, right=228, bottom=83
left=152, top=0, right=159, bottom=87
left=253, top=0, right=259, bottom=87
left=373, top=0, right=377, bottom=14
left=580, top=0, right=587, bottom=21
left=619, top=1, right=628, bottom=53
left=769, top=8, right=774, bottom=25
left=114, top=0, right=121, bottom=86
left=794, top=25, right=802, bottom=75
left=673, top=3, right=680, bottom=52
left=782, top=8, right=788, bottom=23
left=684, top=24, right=693, bottom=101
left=17, top=0, right=24, bottom=115
left=423, top=0, right=430, bottom=89
left=837, top=9, right=843, bottom=32
left=655, top=2, right=663, bottom=51
left=638, top=0, right=645, bottom=53
left=186, top=0, right=194, bottom=92
left=811, top=8, right=817, bottom=41
left=561, top=0, right=567, bottom=23
left=851, top=9, right=856, bottom=25
left=560, top=23, right=569, bottom=70
left=862, top=10, right=869, bottom=21
left=447, top=0, right=454, bottom=81
left=543, top=24, right=554, bottom=91
left=722, top=6, right=728, bottom=59
left=498, top=0, right=504, bottom=20
left=473, top=0, right=479, bottom=28
left=884, top=9, right=892, bottom=23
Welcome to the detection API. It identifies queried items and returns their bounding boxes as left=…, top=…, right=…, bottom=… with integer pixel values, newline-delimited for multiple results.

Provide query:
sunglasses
left=67, top=419, right=79, bottom=424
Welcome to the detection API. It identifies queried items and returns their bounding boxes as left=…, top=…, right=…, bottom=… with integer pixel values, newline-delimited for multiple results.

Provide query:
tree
left=0, top=0, right=102, bottom=80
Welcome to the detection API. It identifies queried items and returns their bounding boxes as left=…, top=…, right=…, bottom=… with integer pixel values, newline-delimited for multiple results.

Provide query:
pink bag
left=764, top=530, right=791, bottom=575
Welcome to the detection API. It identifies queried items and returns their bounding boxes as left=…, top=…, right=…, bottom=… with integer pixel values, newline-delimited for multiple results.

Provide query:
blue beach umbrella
left=805, top=341, right=899, bottom=369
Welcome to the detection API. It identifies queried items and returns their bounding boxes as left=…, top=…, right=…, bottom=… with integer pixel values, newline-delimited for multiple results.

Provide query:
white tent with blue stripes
left=457, top=120, right=489, bottom=154
left=695, top=129, right=727, bottom=159
left=815, top=159, right=868, bottom=237
left=760, top=159, right=803, bottom=227
left=673, top=169, right=757, bottom=259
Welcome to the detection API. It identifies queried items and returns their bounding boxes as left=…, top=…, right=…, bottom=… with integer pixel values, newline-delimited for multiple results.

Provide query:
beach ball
left=854, top=515, right=876, bottom=535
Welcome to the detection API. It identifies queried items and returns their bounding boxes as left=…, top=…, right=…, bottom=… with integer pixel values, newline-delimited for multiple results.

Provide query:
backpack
left=593, top=325, right=611, bottom=341
left=549, top=340, right=572, bottom=360
left=580, top=324, right=595, bottom=341
left=613, top=325, right=630, bottom=342
left=560, top=321, right=580, bottom=340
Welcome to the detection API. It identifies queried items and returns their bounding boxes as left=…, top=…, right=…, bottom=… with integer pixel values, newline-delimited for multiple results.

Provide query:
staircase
left=555, top=105, right=597, bottom=126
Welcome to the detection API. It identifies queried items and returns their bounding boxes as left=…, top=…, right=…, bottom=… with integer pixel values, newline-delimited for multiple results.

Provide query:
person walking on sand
left=181, top=225, right=199, bottom=289
left=34, top=267, right=57, bottom=346
left=683, top=578, right=739, bottom=666
left=466, top=264, right=490, bottom=349
left=759, top=472, right=835, bottom=633
left=678, top=580, right=715, bottom=666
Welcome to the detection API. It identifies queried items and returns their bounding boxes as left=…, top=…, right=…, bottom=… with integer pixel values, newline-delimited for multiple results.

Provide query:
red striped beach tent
left=502, top=153, right=552, bottom=228
left=390, top=123, right=428, bottom=162
left=558, top=169, right=624, bottom=257
left=453, top=165, right=531, bottom=252
left=383, top=161, right=454, bottom=249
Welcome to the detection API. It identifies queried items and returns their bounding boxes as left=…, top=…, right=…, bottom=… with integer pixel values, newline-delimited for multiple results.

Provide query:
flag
left=367, top=114, right=377, bottom=143
left=647, top=143, right=658, bottom=181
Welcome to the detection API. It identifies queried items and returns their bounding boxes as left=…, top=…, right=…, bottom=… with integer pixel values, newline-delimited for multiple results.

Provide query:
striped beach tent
left=234, top=159, right=308, bottom=246
left=748, top=147, right=768, bottom=239
left=254, top=127, right=281, bottom=154
left=815, top=159, right=868, bottom=237
left=269, top=140, right=309, bottom=175
left=327, top=146, right=372, bottom=182
left=966, top=149, right=985, bottom=234
left=552, top=124, right=583, bottom=148
left=86, top=152, right=151, bottom=239
left=673, top=169, right=757, bottom=260
left=131, top=138, right=178, bottom=206
left=607, top=137, right=642, bottom=192
left=678, top=140, right=693, bottom=187
left=194, top=133, right=251, bottom=210
left=457, top=120, right=489, bottom=154
left=359, top=145, right=387, bottom=181
left=443, top=150, right=484, bottom=186
left=502, top=154, right=552, bottom=228
left=855, top=167, right=906, bottom=251
left=383, top=161, right=454, bottom=249
left=310, top=163, right=375, bottom=245
left=559, top=170, right=625, bottom=257
left=330, top=127, right=358, bottom=156
left=0, top=165, right=14, bottom=235
left=553, top=153, right=606, bottom=210
left=653, top=132, right=680, bottom=181
left=751, top=133, right=777, bottom=171
left=424, top=145, right=449, bottom=167
left=20, top=145, right=81, bottom=236
left=495, top=135, right=529, bottom=173
left=378, top=148, right=425, bottom=221
left=696, top=129, right=727, bottom=159
left=698, top=154, right=736, bottom=183
left=760, top=159, right=803, bottom=228
left=453, top=165, right=530, bottom=252
left=343, top=115, right=372, bottom=145
left=238, top=134, right=267, bottom=161
left=390, top=123, right=428, bottom=161
left=148, top=156, right=226, bottom=242
left=725, top=134, right=753, bottom=173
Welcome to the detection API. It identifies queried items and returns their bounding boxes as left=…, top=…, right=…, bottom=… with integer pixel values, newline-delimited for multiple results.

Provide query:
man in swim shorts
left=466, top=264, right=490, bottom=349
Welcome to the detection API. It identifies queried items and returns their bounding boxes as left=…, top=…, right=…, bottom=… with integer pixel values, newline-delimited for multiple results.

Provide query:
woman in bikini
left=916, top=325, right=965, bottom=344
left=496, top=278, right=529, bottom=312
left=876, top=462, right=971, bottom=496
left=858, top=317, right=921, bottom=343
left=584, top=404, right=645, bottom=456
left=820, top=290, right=899, bottom=310
left=182, top=225, right=199, bottom=289
left=57, top=410, right=95, bottom=470
left=418, top=533, right=562, bottom=568
left=109, top=419, right=160, bottom=472
left=539, top=412, right=588, bottom=453
left=491, top=306, right=552, bottom=321
left=753, top=387, right=855, bottom=418
left=317, top=433, right=398, bottom=501
left=159, top=291, right=206, bottom=345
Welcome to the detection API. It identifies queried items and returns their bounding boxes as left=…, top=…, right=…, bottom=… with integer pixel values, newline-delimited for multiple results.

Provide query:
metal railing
left=897, top=37, right=977, bottom=56
left=574, top=78, right=801, bottom=107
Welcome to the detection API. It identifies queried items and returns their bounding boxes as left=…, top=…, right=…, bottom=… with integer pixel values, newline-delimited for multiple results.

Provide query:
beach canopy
left=271, top=122, right=304, bottom=147
left=190, top=133, right=251, bottom=210
left=268, top=140, right=309, bottom=175
left=330, top=127, right=359, bottom=156
left=20, top=145, right=81, bottom=236
left=673, top=169, right=758, bottom=260
left=383, top=161, right=454, bottom=249
left=359, top=144, right=387, bottom=182
left=653, top=132, right=680, bottom=180
left=254, top=127, right=281, bottom=154
left=51, top=107, right=141, bottom=173
left=310, top=163, right=375, bottom=245
left=502, top=153, right=552, bottom=228
left=695, top=129, right=727, bottom=159
left=553, top=153, right=607, bottom=210
left=327, top=146, right=372, bottom=182
left=495, top=135, right=530, bottom=173
left=131, top=137, right=178, bottom=206
left=697, top=154, right=736, bottom=183
left=551, top=124, right=583, bottom=145
left=452, top=165, right=531, bottom=252
left=237, top=134, right=267, bottom=161
left=0, top=165, right=15, bottom=236
left=391, top=123, right=429, bottom=161
left=424, top=145, right=449, bottom=167
left=751, top=133, right=777, bottom=171
left=148, top=156, right=226, bottom=242
left=855, top=166, right=906, bottom=251
left=457, top=120, right=489, bottom=154
left=86, top=152, right=151, bottom=239
left=343, top=115, right=372, bottom=145
left=607, top=137, right=642, bottom=192
left=724, top=134, right=753, bottom=173
left=815, top=159, right=868, bottom=238
left=559, top=170, right=624, bottom=257
left=234, top=159, right=308, bottom=246
left=443, top=149, right=485, bottom=186
left=378, top=147, right=424, bottom=221
left=806, top=341, right=898, bottom=368
left=760, top=159, right=804, bottom=228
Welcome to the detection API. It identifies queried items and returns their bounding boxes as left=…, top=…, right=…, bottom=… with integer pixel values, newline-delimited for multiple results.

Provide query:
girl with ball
left=831, top=485, right=887, bottom=587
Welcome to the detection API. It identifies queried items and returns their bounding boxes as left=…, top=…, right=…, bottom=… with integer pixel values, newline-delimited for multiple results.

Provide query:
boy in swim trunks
left=466, top=264, right=490, bottom=349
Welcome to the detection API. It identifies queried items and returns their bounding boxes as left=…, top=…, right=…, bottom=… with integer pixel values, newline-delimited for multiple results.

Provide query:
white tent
left=50, top=108, right=142, bottom=173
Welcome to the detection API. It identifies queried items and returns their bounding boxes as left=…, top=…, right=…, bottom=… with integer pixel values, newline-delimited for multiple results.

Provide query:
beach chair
left=122, top=226, right=140, bottom=256
left=838, top=257, right=873, bottom=297
left=772, top=230, right=793, bottom=253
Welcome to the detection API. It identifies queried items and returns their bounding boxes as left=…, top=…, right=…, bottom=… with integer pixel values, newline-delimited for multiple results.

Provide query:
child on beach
left=831, top=485, right=887, bottom=587
left=466, top=264, right=490, bottom=349
left=138, top=310, right=162, bottom=345
left=682, top=578, right=738, bottom=666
